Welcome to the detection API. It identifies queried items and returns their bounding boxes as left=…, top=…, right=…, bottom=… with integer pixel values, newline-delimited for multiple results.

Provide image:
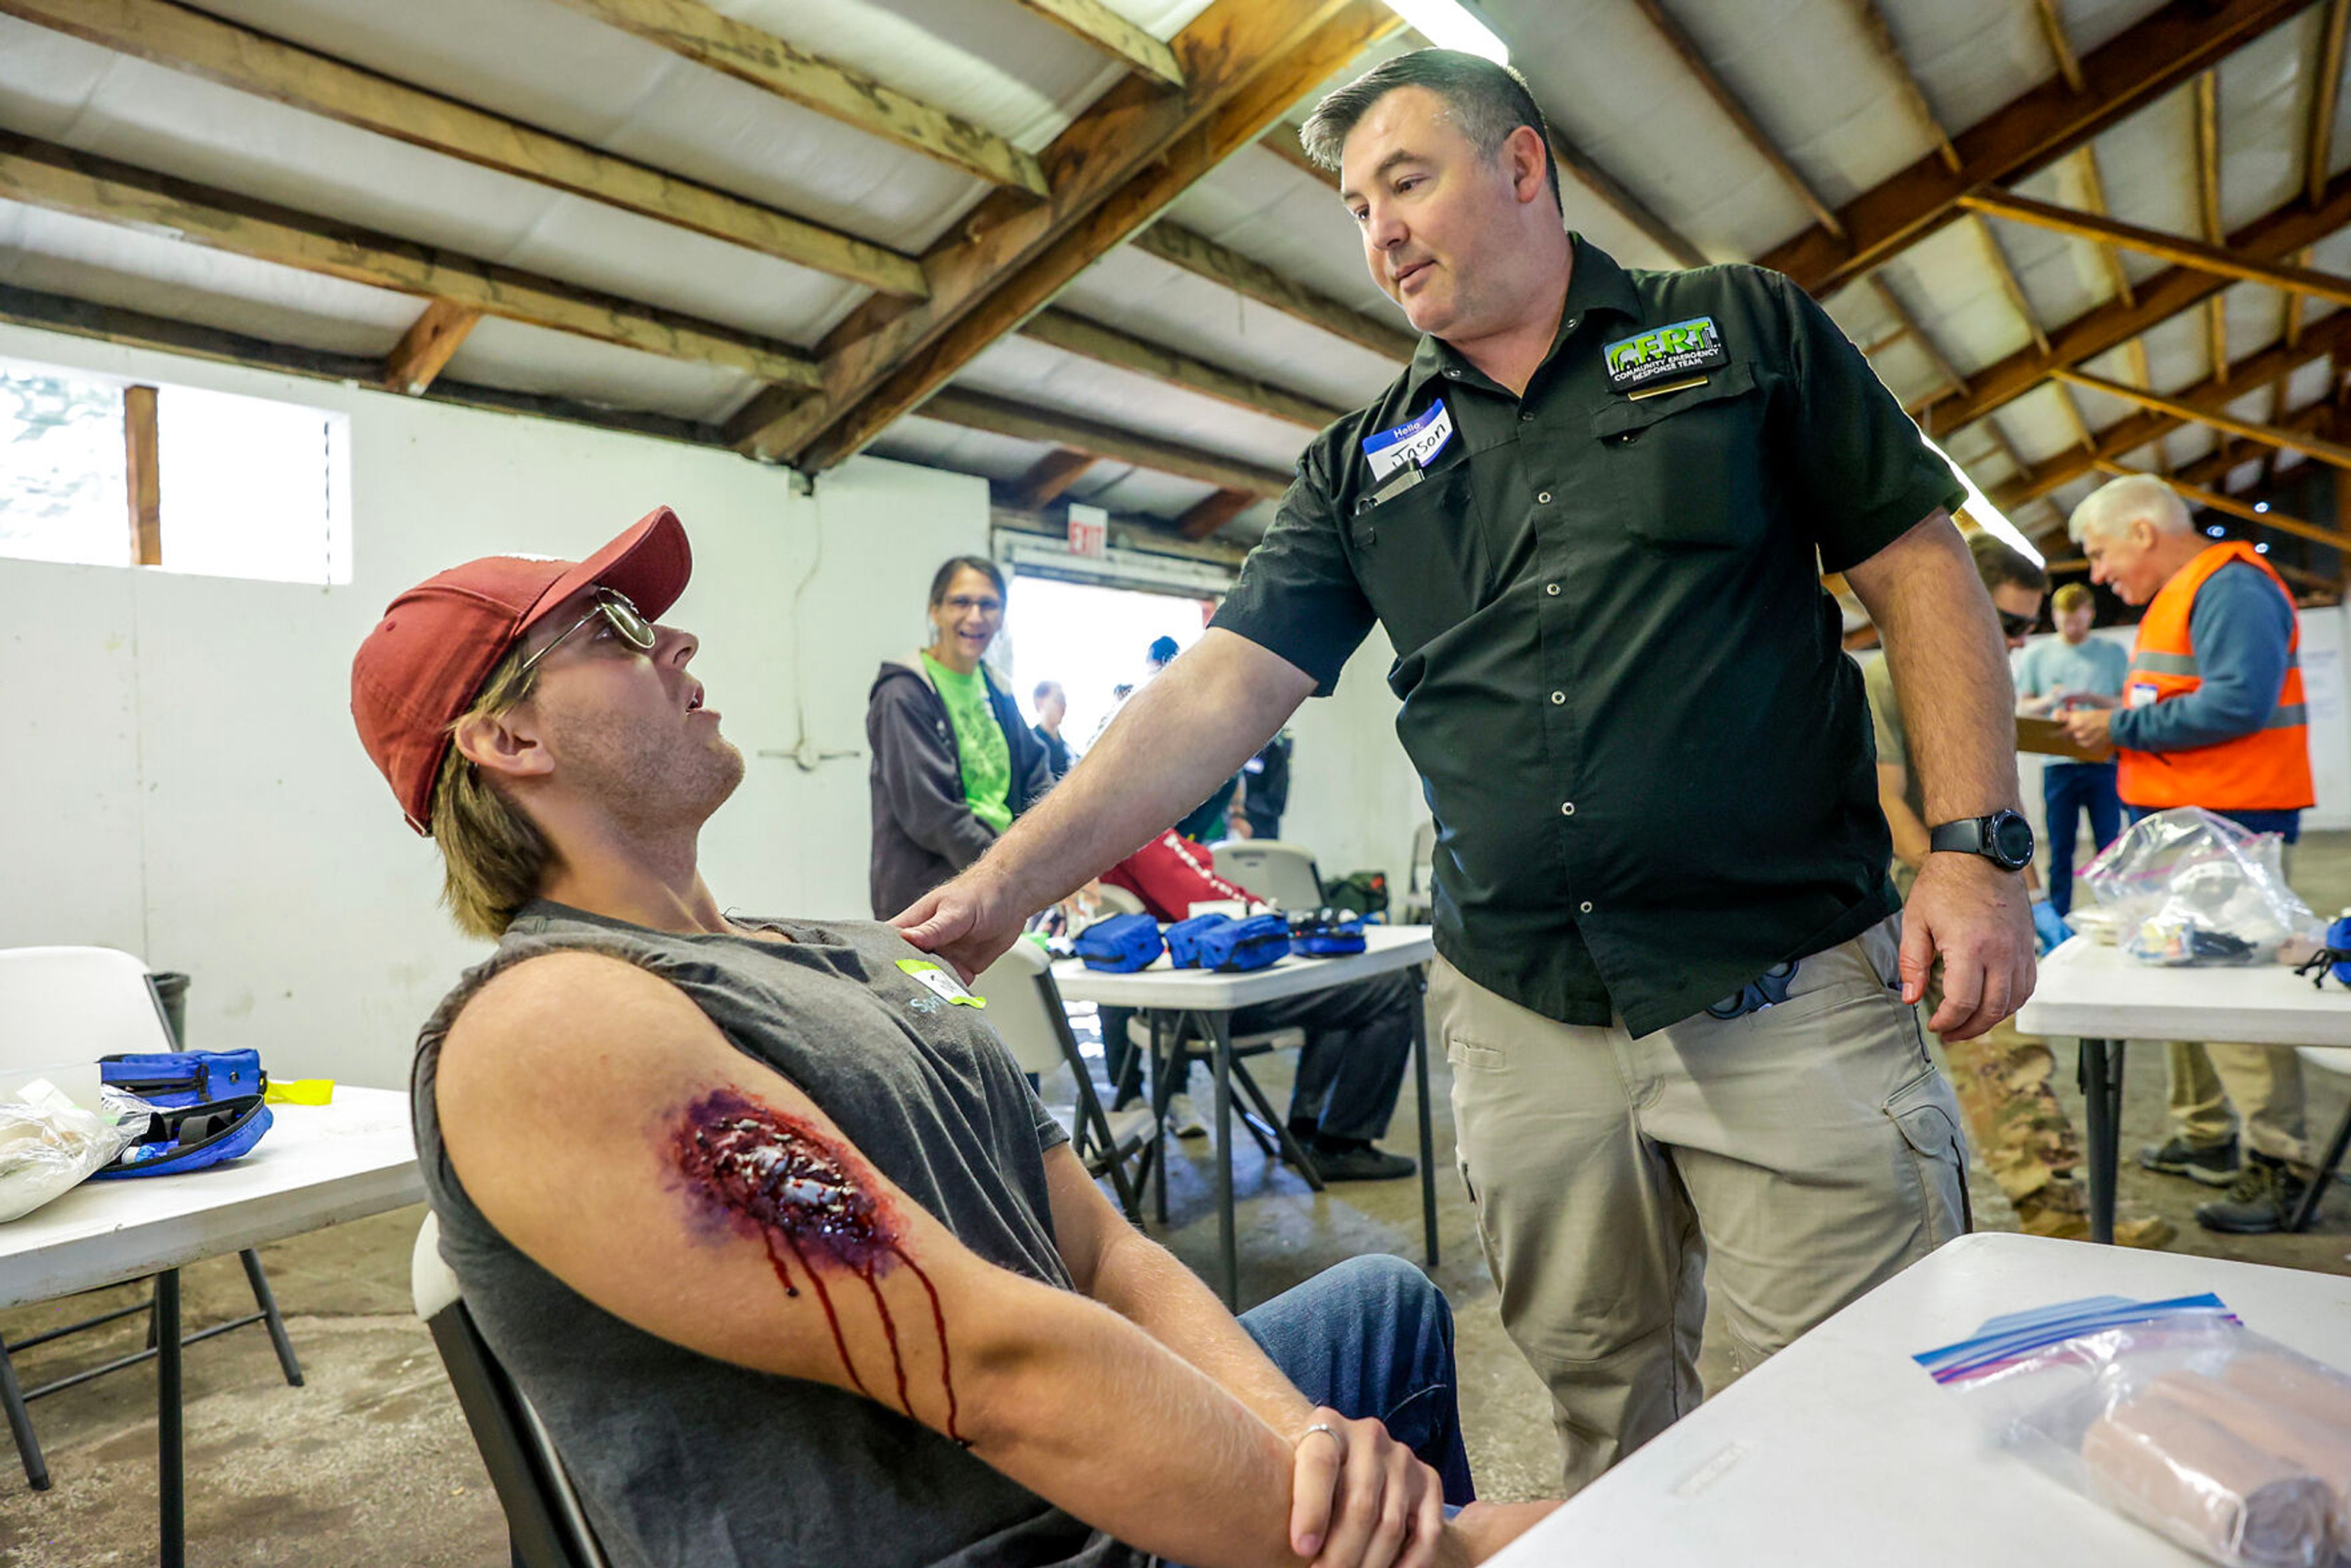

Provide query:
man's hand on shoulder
left=1899, top=853, right=2036, bottom=1040
left=894, top=868, right=1030, bottom=982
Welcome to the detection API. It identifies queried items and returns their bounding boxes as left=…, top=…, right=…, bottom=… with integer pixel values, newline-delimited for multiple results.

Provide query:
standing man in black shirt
left=1031, top=679, right=1074, bottom=780
left=899, top=49, right=2031, bottom=1491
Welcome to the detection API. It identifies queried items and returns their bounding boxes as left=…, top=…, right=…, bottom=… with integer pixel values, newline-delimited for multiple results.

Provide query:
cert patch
left=1362, top=398, right=1455, bottom=481
left=1604, top=316, right=1728, bottom=392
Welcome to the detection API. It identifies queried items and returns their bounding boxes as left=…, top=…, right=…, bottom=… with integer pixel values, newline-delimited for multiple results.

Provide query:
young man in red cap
left=354, top=508, right=1548, bottom=1568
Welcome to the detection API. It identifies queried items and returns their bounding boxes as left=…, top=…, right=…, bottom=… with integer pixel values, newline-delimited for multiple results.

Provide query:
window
left=0, top=358, right=350, bottom=584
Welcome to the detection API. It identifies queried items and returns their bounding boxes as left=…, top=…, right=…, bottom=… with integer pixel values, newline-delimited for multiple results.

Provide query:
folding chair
left=974, top=942, right=1160, bottom=1221
left=2290, top=1046, right=2351, bottom=1232
left=0, top=945, right=302, bottom=1492
left=1401, top=819, right=1438, bottom=923
left=413, top=1214, right=608, bottom=1568
left=1207, top=840, right=1325, bottom=912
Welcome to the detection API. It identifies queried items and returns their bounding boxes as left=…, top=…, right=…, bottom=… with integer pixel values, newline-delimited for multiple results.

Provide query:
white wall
left=1279, top=626, right=1426, bottom=894
left=0, top=321, right=989, bottom=1089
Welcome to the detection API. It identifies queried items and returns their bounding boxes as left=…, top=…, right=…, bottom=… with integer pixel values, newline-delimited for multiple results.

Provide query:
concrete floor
left=5, top=842, right=2350, bottom=1566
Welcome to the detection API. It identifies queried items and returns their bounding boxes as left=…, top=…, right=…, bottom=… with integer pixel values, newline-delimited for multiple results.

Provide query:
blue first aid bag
left=1074, top=912, right=1164, bottom=972
left=95, top=1050, right=273, bottom=1178
left=1288, top=910, right=1367, bottom=957
left=1164, top=913, right=1230, bottom=969
left=1194, top=913, right=1291, bottom=972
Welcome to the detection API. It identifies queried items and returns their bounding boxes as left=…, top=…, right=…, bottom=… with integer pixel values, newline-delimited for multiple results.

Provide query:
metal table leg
left=1411, top=973, right=1438, bottom=1266
left=1208, top=1010, right=1239, bottom=1310
left=2079, top=1038, right=2121, bottom=1245
left=239, top=1250, right=304, bottom=1387
left=0, top=1340, right=47, bottom=1490
left=1148, top=1011, right=1171, bottom=1226
left=157, top=1267, right=183, bottom=1568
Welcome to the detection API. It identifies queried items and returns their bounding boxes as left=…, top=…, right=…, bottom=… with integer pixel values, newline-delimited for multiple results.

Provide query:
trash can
left=150, top=971, right=190, bottom=1048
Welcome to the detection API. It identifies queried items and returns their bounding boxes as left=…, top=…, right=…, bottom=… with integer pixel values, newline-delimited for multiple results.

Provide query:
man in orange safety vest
left=2058, top=473, right=2317, bottom=1235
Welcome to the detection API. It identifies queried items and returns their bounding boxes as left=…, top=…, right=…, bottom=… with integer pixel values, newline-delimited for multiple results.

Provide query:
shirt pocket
left=1587, top=361, right=1766, bottom=550
left=1346, top=459, right=1484, bottom=658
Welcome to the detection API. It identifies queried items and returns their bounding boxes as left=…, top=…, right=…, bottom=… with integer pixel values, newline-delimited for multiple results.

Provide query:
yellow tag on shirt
left=897, top=958, right=986, bottom=1008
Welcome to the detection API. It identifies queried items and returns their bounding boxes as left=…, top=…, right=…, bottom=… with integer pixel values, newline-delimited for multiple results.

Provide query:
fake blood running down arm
left=433, top=949, right=1362, bottom=1568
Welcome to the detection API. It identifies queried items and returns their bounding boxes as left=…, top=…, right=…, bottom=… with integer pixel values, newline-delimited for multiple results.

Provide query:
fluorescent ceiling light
left=1922, top=433, right=2044, bottom=568
left=1384, top=0, right=1509, bottom=62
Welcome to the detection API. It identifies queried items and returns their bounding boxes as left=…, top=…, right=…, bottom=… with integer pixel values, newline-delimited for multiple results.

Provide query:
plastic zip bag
left=1919, top=1293, right=2351, bottom=1566
left=0, top=1079, right=140, bottom=1223
left=2075, top=806, right=2319, bottom=966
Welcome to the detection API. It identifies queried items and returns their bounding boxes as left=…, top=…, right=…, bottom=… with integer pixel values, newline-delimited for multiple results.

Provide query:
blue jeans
left=2042, top=762, right=2122, bottom=915
left=1238, top=1255, right=1476, bottom=1506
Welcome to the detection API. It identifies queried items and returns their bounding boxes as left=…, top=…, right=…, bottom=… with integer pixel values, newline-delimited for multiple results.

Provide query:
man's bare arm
left=898, top=629, right=1316, bottom=977
left=1845, top=511, right=2035, bottom=1040
left=436, top=951, right=1430, bottom=1568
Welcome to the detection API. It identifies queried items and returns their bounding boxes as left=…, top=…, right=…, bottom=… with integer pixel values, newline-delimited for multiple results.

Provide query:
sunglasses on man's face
left=520, top=587, right=657, bottom=677
left=1998, top=609, right=2039, bottom=639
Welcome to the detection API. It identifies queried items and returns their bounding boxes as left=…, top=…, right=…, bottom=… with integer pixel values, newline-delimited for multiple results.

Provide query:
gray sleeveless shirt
left=411, top=901, right=1145, bottom=1568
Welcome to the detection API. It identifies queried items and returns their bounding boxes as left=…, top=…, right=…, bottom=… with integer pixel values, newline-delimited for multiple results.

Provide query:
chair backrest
left=971, top=940, right=1068, bottom=1079
left=0, top=945, right=171, bottom=1106
left=412, top=1214, right=609, bottom=1568
left=1408, top=819, right=1437, bottom=897
left=1093, top=883, right=1148, bottom=917
left=1208, top=840, right=1324, bottom=911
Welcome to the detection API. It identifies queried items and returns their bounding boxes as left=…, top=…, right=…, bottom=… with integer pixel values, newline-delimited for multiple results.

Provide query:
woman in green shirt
left=867, top=557, right=1055, bottom=918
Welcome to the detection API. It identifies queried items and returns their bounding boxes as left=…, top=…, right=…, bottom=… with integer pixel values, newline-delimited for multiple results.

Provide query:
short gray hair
left=1299, top=49, right=1561, bottom=214
left=2068, top=473, right=2192, bottom=544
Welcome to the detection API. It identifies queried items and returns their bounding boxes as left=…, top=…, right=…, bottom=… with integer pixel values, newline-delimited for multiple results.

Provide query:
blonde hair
left=428, top=647, right=551, bottom=940
left=2069, top=473, right=2191, bottom=544
left=2052, top=582, right=2094, bottom=615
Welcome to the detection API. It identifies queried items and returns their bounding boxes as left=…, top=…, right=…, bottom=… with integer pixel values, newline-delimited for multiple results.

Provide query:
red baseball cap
left=351, top=506, right=692, bottom=835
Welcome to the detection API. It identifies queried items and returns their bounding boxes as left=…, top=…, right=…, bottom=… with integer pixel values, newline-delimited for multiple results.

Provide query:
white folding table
left=1051, top=925, right=1439, bottom=1306
left=0, top=1087, right=422, bottom=1567
left=1488, top=1232, right=2351, bottom=1567
left=2014, top=936, right=2351, bottom=1240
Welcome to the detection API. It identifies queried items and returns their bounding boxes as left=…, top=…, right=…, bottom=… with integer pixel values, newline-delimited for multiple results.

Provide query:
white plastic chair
left=0, top=945, right=302, bottom=1491
left=2292, top=1047, right=2351, bottom=1232
left=412, top=1215, right=609, bottom=1568
left=973, top=940, right=1159, bottom=1220
left=1207, top=840, right=1324, bottom=912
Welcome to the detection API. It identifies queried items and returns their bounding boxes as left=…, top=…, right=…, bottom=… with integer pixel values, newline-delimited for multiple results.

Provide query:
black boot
left=2194, top=1153, right=2310, bottom=1235
left=2137, top=1133, right=2238, bottom=1187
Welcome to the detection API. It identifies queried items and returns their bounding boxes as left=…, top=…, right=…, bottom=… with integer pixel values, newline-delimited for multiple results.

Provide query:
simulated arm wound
left=670, top=1089, right=967, bottom=1446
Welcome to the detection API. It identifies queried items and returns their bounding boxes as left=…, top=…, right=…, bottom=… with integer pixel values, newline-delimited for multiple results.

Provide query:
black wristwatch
left=1929, top=810, right=2035, bottom=872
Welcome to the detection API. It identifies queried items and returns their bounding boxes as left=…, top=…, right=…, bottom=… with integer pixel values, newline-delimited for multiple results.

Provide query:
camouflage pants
left=1925, top=973, right=2080, bottom=1204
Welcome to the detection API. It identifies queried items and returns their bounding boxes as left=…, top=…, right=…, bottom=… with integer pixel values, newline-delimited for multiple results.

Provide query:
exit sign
left=1067, top=503, right=1108, bottom=559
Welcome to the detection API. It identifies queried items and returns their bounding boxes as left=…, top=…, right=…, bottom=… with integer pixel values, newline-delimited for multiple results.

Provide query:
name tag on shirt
left=897, top=958, right=986, bottom=1008
left=1363, top=399, right=1454, bottom=481
left=1604, top=316, right=1728, bottom=393
left=2128, top=681, right=2159, bottom=709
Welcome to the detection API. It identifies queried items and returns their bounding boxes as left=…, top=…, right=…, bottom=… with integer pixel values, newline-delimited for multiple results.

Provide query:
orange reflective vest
left=2115, top=539, right=2313, bottom=812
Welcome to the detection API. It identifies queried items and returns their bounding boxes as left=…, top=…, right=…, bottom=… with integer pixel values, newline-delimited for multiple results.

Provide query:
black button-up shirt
left=1212, top=237, right=1964, bottom=1035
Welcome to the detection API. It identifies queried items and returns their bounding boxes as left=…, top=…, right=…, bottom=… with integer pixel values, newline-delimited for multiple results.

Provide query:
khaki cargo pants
left=1431, top=914, right=1967, bottom=1496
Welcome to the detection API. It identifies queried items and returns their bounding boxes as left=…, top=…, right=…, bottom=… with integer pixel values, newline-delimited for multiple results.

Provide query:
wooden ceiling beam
left=1004, top=0, right=1185, bottom=87
left=733, top=0, right=1407, bottom=470
left=2054, top=364, right=2351, bottom=472
left=1989, top=308, right=2351, bottom=505
left=383, top=299, right=481, bottom=395
left=1630, top=0, right=1843, bottom=237
left=544, top=0, right=1048, bottom=197
left=0, top=0, right=928, bottom=298
left=1971, top=213, right=2052, bottom=356
left=2094, top=457, right=2351, bottom=549
left=1548, top=131, right=1710, bottom=268
left=1177, top=488, right=1259, bottom=539
left=1926, top=167, right=2351, bottom=433
left=2033, top=0, right=2087, bottom=92
left=1018, top=307, right=1344, bottom=428
left=1954, top=189, right=2351, bottom=311
left=1013, top=448, right=1101, bottom=507
left=1758, top=0, right=2316, bottom=296
left=1869, top=272, right=1968, bottom=393
left=0, top=279, right=732, bottom=446
left=0, top=132, right=820, bottom=387
left=918, top=388, right=1294, bottom=496
left=1850, top=0, right=1961, bottom=174
left=2312, top=0, right=2351, bottom=206
left=1132, top=222, right=1419, bottom=359
left=2072, top=145, right=2136, bottom=308
left=2197, top=70, right=2230, bottom=384
left=1258, top=126, right=1330, bottom=182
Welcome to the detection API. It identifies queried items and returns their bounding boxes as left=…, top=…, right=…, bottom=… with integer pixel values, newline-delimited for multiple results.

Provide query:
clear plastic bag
left=2076, top=807, right=2319, bottom=966
left=0, top=1078, right=140, bottom=1223
left=1919, top=1294, right=2351, bottom=1566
